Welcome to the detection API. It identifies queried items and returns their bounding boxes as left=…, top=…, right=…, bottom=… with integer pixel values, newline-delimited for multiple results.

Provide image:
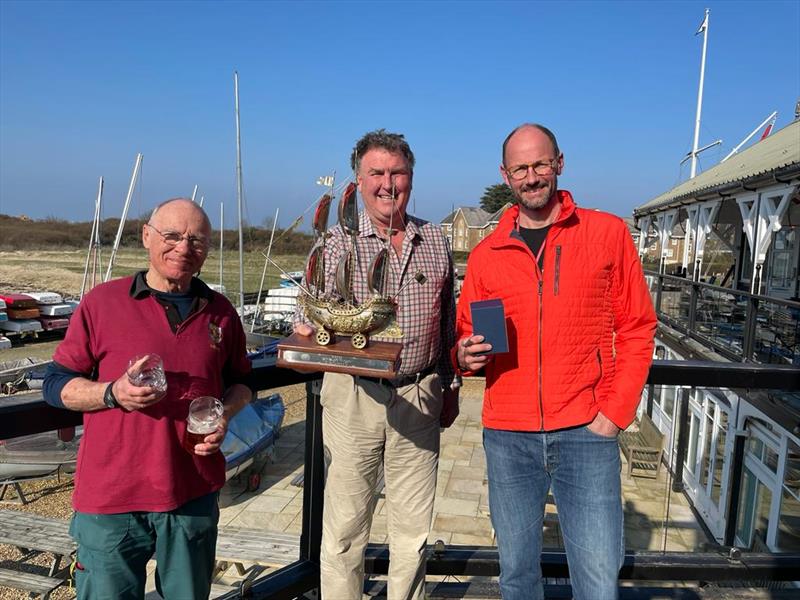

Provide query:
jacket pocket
left=590, top=348, right=603, bottom=406
left=595, top=348, right=603, bottom=384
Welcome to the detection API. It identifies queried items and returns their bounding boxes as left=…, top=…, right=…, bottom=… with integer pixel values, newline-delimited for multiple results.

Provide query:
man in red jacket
left=455, top=124, right=656, bottom=600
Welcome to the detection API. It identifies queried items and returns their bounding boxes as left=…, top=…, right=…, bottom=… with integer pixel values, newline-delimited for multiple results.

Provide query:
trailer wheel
left=247, top=473, right=261, bottom=492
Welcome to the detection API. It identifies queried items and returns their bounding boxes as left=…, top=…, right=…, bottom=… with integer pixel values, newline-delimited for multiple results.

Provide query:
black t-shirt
left=155, top=291, right=195, bottom=321
left=519, top=225, right=551, bottom=269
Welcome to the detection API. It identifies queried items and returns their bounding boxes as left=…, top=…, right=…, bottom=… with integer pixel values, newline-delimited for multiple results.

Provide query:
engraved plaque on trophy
left=277, top=332, right=402, bottom=378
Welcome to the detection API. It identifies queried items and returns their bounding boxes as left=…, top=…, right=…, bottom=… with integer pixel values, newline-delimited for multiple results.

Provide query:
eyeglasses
left=145, top=223, right=209, bottom=252
left=503, top=160, right=559, bottom=181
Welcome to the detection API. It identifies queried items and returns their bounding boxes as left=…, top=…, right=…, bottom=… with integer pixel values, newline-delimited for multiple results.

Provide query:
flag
left=760, top=116, right=776, bottom=140
left=316, top=175, right=334, bottom=187
left=695, top=12, right=708, bottom=36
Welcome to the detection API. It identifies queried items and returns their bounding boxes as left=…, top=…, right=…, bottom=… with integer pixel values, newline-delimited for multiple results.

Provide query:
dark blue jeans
left=484, top=426, right=624, bottom=600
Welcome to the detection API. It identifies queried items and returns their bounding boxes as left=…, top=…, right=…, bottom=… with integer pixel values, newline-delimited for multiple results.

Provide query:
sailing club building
left=632, top=117, right=799, bottom=553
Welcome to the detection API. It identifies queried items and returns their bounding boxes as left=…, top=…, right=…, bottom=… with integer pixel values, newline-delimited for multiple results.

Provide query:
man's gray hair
left=350, top=129, right=416, bottom=173
left=502, top=123, right=560, bottom=166
left=149, top=198, right=211, bottom=231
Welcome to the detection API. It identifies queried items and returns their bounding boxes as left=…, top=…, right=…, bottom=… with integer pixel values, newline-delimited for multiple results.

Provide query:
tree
left=480, top=183, right=515, bottom=214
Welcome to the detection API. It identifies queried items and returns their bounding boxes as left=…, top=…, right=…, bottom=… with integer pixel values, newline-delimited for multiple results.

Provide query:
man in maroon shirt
left=44, top=198, right=253, bottom=599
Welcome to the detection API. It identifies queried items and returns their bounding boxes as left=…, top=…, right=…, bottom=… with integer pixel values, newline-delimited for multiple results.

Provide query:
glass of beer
left=184, top=396, right=223, bottom=453
left=127, top=354, right=167, bottom=393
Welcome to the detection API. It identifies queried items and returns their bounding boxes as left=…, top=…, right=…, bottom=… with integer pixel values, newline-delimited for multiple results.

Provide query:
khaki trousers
left=319, top=371, right=442, bottom=600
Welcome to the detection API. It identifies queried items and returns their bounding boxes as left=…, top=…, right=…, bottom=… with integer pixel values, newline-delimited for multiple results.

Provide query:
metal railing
left=647, top=271, right=800, bottom=366
left=2, top=362, right=799, bottom=599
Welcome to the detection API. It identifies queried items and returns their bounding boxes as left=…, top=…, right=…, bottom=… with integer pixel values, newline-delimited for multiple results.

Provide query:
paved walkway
left=217, top=380, right=708, bottom=552
left=145, top=381, right=709, bottom=597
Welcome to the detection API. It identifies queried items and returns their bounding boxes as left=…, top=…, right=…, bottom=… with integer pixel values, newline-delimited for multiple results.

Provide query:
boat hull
left=221, top=394, right=285, bottom=480
left=26, top=292, right=64, bottom=305
left=38, top=316, right=70, bottom=331
left=0, top=430, right=79, bottom=482
left=0, top=319, right=42, bottom=334
left=38, top=304, right=73, bottom=317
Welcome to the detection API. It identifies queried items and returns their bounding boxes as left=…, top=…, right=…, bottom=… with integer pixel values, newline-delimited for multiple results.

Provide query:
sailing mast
left=80, top=176, right=104, bottom=299
left=219, top=202, right=224, bottom=287
left=233, top=71, right=245, bottom=313
left=252, top=208, right=279, bottom=332
left=105, top=153, right=143, bottom=282
left=689, top=9, right=710, bottom=179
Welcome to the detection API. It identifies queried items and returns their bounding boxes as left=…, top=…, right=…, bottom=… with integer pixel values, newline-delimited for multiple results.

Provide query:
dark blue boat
left=221, top=393, right=285, bottom=487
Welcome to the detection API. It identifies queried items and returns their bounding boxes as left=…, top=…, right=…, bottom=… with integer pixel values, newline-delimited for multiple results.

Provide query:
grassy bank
left=0, top=249, right=307, bottom=304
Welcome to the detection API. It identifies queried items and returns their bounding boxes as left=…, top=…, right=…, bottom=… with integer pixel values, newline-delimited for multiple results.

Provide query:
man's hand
left=192, top=415, right=229, bottom=456
left=457, top=334, right=492, bottom=372
left=112, top=375, right=166, bottom=412
left=294, top=323, right=314, bottom=337
left=586, top=411, right=620, bottom=438
left=440, top=387, right=460, bottom=428
left=289, top=322, right=324, bottom=373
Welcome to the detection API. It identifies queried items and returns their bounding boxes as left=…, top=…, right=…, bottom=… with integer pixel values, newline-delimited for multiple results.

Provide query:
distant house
left=440, top=203, right=514, bottom=252
left=623, top=214, right=686, bottom=275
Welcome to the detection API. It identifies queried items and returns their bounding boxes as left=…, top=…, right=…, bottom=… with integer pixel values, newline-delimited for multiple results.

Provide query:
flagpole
left=690, top=8, right=710, bottom=179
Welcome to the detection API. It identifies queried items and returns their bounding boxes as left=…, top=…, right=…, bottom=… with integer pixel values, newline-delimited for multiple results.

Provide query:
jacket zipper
left=554, top=246, right=561, bottom=296
left=538, top=278, right=544, bottom=431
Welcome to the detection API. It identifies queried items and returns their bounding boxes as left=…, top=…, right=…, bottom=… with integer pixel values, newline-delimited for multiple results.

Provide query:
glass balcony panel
left=753, top=298, right=800, bottom=366
left=694, top=288, right=746, bottom=354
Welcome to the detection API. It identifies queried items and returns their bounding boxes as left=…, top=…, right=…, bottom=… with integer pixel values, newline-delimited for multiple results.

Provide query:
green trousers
left=69, top=492, right=219, bottom=600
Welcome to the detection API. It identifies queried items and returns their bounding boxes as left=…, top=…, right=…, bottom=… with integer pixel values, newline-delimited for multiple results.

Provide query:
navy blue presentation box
left=469, top=298, right=508, bottom=355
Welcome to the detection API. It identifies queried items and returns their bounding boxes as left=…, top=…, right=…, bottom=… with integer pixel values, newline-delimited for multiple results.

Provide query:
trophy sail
left=367, top=247, right=389, bottom=297
left=306, top=246, right=325, bottom=297
left=313, top=193, right=332, bottom=236
left=335, top=248, right=353, bottom=305
left=338, top=182, right=359, bottom=235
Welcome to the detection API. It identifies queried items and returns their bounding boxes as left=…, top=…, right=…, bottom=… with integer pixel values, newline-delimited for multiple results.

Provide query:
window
left=777, top=439, right=800, bottom=551
left=748, top=436, right=779, bottom=474
left=736, top=465, right=773, bottom=549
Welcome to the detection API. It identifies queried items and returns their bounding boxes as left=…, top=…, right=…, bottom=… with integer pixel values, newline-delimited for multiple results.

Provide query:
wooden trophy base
left=277, top=332, right=402, bottom=378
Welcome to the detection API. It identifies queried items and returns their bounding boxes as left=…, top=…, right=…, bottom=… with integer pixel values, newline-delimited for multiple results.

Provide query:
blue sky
left=1, top=1, right=798, bottom=230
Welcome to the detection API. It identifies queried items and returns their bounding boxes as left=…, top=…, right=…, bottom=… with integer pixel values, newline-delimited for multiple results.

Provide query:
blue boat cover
left=222, top=393, right=285, bottom=469
left=247, top=337, right=280, bottom=362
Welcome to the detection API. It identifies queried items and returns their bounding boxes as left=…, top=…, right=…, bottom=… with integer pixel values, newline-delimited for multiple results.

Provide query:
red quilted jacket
left=455, top=191, right=656, bottom=432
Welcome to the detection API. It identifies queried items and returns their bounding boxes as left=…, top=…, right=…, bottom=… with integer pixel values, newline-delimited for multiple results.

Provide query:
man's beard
left=514, top=180, right=555, bottom=211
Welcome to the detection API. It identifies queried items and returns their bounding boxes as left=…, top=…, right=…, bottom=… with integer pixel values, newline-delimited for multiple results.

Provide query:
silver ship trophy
left=277, top=180, right=407, bottom=378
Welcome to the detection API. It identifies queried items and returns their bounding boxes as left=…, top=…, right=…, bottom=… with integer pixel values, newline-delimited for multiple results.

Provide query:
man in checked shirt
left=294, top=129, right=460, bottom=600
